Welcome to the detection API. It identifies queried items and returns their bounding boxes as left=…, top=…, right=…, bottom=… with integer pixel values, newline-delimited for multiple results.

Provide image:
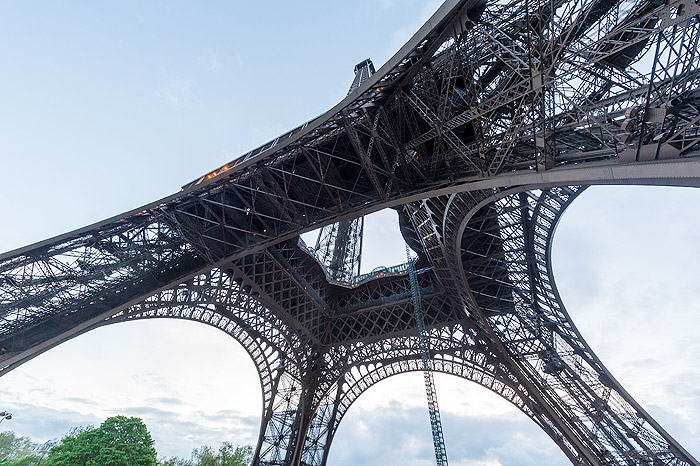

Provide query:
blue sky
left=1, top=1, right=699, bottom=465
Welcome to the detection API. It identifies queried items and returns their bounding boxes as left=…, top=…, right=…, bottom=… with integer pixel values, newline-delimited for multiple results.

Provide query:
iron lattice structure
left=311, top=217, right=364, bottom=282
left=311, top=59, right=375, bottom=283
left=2, top=0, right=700, bottom=464
left=406, top=247, right=449, bottom=466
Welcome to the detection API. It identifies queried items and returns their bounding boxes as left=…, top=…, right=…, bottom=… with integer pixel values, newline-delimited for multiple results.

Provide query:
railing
left=297, top=237, right=428, bottom=288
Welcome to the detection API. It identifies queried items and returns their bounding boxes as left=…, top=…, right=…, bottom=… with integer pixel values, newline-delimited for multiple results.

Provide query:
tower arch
left=417, top=185, right=699, bottom=464
left=103, top=265, right=312, bottom=465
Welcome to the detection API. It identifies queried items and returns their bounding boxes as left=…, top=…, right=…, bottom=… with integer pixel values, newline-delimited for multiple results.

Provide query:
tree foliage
left=43, top=416, right=157, bottom=466
left=159, top=443, right=252, bottom=466
left=158, top=458, right=191, bottom=466
left=0, top=431, right=53, bottom=466
left=1, top=418, right=251, bottom=466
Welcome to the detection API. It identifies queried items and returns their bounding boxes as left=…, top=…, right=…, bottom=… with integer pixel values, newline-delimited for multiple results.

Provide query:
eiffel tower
left=2, top=0, right=700, bottom=464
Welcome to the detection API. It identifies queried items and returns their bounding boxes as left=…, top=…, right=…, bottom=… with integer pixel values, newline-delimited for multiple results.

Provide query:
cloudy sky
left=1, top=1, right=699, bottom=465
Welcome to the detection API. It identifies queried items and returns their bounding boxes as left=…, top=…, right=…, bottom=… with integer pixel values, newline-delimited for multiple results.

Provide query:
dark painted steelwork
left=349, top=59, right=376, bottom=95
left=407, top=246, right=449, bottom=466
left=2, top=0, right=700, bottom=464
left=312, top=218, right=364, bottom=282
left=310, top=61, right=374, bottom=284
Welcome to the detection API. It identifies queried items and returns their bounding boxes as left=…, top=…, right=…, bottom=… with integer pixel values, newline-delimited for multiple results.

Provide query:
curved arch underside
left=401, top=185, right=698, bottom=466
left=2, top=0, right=700, bottom=464
left=6, top=184, right=697, bottom=466
left=111, top=289, right=557, bottom=466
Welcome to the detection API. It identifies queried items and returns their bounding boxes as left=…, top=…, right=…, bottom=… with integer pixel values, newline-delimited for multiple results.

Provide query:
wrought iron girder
left=230, top=249, right=327, bottom=344
left=21, top=261, right=312, bottom=466
left=142, top=298, right=302, bottom=401
left=403, top=0, right=700, bottom=172
left=342, top=113, right=388, bottom=200
left=324, top=293, right=458, bottom=347
left=399, top=185, right=695, bottom=464
left=405, top=90, right=483, bottom=174
left=4, top=0, right=700, bottom=255
left=328, top=263, right=437, bottom=312
left=0, top=214, right=206, bottom=373
left=443, top=186, right=699, bottom=465
left=310, top=217, right=364, bottom=283
left=171, top=131, right=384, bottom=262
left=95, top=250, right=610, bottom=466
left=112, top=266, right=305, bottom=378
left=299, top=318, right=600, bottom=466
left=77, top=233, right=594, bottom=466
left=339, top=328, right=531, bottom=413
left=105, top=266, right=315, bottom=466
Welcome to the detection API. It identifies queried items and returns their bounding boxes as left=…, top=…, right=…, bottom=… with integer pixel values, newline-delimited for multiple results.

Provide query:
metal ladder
left=406, top=245, right=449, bottom=466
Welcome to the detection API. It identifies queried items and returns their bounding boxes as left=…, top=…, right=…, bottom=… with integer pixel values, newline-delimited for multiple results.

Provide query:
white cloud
left=331, top=393, right=569, bottom=466
left=553, top=186, right=700, bottom=455
left=209, top=55, right=223, bottom=73
left=200, top=49, right=243, bottom=74
left=0, top=320, right=261, bottom=458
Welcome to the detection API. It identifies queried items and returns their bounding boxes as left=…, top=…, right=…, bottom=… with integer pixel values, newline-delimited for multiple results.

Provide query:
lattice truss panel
left=114, top=0, right=700, bottom=265
left=0, top=216, right=205, bottom=372
left=310, top=217, right=364, bottom=282
left=105, top=266, right=311, bottom=466
left=73, top=183, right=695, bottom=466
left=91, top=260, right=567, bottom=466
left=400, top=0, right=700, bottom=178
left=298, top=324, right=542, bottom=466
left=454, top=186, right=696, bottom=465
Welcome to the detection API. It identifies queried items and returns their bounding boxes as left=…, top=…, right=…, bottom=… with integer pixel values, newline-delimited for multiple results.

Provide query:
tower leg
left=300, top=384, right=344, bottom=466
left=253, top=368, right=305, bottom=466
left=458, top=187, right=700, bottom=465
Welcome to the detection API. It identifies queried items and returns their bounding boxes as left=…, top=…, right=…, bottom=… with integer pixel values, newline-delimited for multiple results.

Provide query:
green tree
left=44, top=416, right=157, bottom=466
left=0, top=431, right=35, bottom=464
left=0, top=431, right=52, bottom=466
left=158, top=442, right=252, bottom=466
left=191, top=443, right=252, bottom=466
left=157, top=458, right=191, bottom=466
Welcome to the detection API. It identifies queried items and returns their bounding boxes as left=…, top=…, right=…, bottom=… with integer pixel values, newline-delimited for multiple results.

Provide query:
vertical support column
left=254, top=364, right=305, bottom=466
left=254, top=353, right=334, bottom=466
left=298, top=383, right=345, bottom=466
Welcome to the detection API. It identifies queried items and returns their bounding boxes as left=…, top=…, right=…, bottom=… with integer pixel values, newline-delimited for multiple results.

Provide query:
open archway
left=552, top=185, right=700, bottom=457
left=2, top=187, right=700, bottom=465
left=328, top=371, right=570, bottom=465
left=0, top=318, right=262, bottom=459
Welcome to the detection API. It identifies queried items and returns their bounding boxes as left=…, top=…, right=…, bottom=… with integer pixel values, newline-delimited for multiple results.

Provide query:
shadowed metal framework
left=2, top=0, right=700, bottom=464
